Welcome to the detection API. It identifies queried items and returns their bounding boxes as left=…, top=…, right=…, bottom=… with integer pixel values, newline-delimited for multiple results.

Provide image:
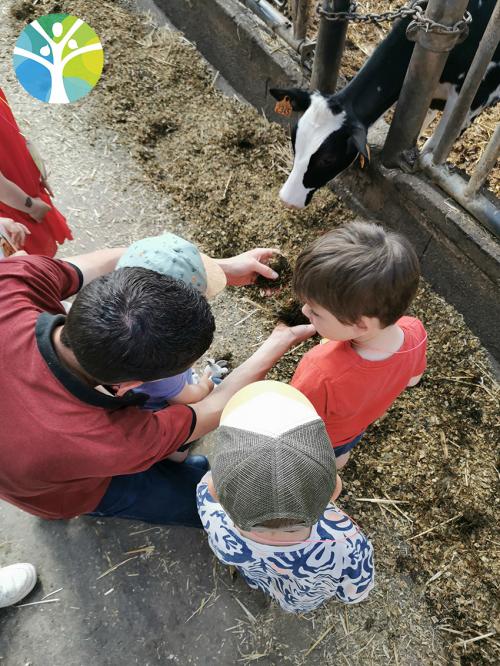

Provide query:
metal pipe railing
left=382, top=0, right=470, bottom=168
left=242, top=0, right=305, bottom=53
left=292, top=0, right=309, bottom=40
left=420, top=151, right=500, bottom=237
left=310, top=0, right=350, bottom=93
left=463, top=125, right=500, bottom=200
left=429, top=1, right=500, bottom=166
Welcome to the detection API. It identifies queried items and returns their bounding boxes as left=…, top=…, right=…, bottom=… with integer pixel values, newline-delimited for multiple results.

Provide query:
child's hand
left=0, top=218, right=30, bottom=248
left=198, top=371, right=216, bottom=394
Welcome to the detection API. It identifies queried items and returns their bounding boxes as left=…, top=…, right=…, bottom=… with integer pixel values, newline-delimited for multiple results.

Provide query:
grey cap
left=212, top=381, right=337, bottom=530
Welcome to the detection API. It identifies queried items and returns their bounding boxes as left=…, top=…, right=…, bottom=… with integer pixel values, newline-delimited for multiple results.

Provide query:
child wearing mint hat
left=116, top=233, right=228, bottom=416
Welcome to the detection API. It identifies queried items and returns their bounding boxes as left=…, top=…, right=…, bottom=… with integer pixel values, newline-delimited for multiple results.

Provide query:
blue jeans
left=333, top=432, right=364, bottom=457
left=89, top=458, right=205, bottom=528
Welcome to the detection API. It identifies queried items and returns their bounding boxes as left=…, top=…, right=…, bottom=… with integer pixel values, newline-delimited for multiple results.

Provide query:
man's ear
left=114, top=380, right=143, bottom=397
left=350, top=124, right=370, bottom=161
left=269, top=87, right=311, bottom=113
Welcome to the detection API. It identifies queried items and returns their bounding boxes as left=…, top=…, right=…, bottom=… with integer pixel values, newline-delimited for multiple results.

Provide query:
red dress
left=0, top=89, right=72, bottom=256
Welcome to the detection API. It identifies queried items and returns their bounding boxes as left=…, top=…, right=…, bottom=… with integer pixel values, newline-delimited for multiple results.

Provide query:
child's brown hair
left=293, top=221, right=420, bottom=327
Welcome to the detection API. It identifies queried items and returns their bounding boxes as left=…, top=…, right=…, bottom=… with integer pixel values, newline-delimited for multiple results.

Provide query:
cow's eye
left=317, top=154, right=336, bottom=167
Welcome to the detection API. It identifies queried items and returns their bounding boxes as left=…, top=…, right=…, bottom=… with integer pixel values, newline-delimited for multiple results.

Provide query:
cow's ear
left=269, top=88, right=311, bottom=113
left=350, top=124, right=370, bottom=160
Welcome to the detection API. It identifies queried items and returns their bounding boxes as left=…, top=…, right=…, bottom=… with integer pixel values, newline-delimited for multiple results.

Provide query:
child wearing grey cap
left=116, top=233, right=228, bottom=413
left=197, top=381, right=374, bottom=613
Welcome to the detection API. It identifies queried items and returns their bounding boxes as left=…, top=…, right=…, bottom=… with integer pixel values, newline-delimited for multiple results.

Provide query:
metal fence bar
left=311, top=0, right=350, bottom=93
left=382, top=0, right=470, bottom=168
left=292, top=0, right=309, bottom=40
left=420, top=154, right=500, bottom=237
left=463, top=125, right=500, bottom=200
left=242, top=0, right=305, bottom=52
left=429, top=2, right=500, bottom=166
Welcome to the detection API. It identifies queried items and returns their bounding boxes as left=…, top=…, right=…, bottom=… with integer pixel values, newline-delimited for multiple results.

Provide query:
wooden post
left=310, top=0, right=350, bottom=93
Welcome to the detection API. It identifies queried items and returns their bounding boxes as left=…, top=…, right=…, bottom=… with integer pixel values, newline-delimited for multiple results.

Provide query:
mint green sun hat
left=117, top=232, right=227, bottom=299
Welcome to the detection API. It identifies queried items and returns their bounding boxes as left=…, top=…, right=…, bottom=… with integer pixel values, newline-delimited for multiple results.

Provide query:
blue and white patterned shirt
left=196, top=477, right=374, bottom=613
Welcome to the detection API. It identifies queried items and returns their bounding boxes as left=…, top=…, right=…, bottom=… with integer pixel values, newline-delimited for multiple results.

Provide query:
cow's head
left=270, top=88, right=369, bottom=208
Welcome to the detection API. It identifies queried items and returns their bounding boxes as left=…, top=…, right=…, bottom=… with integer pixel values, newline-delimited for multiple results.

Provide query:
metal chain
left=316, top=1, right=472, bottom=35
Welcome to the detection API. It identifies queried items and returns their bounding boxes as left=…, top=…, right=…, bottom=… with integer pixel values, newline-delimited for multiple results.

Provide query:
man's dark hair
left=61, top=267, right=215, bottom=384
left=293, top=221, right=420, bottom=327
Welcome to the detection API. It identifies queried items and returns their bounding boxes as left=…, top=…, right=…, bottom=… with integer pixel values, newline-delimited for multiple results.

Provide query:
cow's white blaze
left=280, top=93, right=346, bottom=208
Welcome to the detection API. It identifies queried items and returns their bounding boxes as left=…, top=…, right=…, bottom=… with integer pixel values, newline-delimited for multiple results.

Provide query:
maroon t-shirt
left=0, top=256, right=196, bottom=519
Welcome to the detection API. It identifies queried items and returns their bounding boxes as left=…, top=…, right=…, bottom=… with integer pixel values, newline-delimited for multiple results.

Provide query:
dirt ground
left=0, top=1, right=499, bottom=665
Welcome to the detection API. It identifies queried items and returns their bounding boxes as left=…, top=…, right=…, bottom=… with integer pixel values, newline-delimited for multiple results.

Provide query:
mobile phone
left=0, top=230, right=18, bottom=258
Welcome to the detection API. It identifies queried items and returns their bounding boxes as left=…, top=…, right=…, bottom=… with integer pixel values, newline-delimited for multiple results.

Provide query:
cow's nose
left=280, top=200, right=301, bottom=210
left=279, top=180, right=307, bottom=209
left=279, top=192, right=304, bottom=209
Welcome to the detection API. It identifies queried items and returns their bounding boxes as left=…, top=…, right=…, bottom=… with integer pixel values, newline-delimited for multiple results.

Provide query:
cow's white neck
left=280, top=93, right=346, bottom=208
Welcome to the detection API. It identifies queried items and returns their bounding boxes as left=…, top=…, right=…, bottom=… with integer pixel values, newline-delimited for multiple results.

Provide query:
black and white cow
left=271, top=0, right=500, bottom=208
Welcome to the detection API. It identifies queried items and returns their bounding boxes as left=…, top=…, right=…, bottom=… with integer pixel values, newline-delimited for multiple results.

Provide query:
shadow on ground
left=1, top=504, right=323, bottom=665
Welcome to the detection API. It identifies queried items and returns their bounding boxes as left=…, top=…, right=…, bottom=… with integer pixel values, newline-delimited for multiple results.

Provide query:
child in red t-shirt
left=291, top=221, right=427, bottom=469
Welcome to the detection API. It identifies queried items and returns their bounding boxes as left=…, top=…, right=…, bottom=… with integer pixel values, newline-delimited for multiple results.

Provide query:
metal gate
left=240, top=0, right=500, bottom=239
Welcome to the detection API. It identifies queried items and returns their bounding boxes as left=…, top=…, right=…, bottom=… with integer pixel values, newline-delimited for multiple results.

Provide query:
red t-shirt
left=291, top=316, right=427, bottom=447
left=0, top=256, right=195, bottom=519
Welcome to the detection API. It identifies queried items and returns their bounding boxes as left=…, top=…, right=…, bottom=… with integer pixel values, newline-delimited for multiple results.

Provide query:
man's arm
left=61, top=247, right=126, bottom=287
left=62, top=245, right=278, bottom=291
left=187, top=323, right=316, bottom=441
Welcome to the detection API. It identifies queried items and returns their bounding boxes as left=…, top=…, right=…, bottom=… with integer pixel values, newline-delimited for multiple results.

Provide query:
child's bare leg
left=407, top=373, right=423, bottom=387
left=335, top=452, right=351, bottom=469
left=167, top=450, right=189, bottom=463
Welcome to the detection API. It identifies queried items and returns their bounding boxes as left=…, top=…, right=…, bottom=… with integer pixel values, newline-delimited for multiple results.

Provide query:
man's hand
left=29, top=198, right=52, bottom=223
left=216, top=248, right=281, bottom=287
left=257, top=323, right=316, bottom=364
left=0, top=218, right=30, bottom=248
left=187, top=322, right=316, bottom=442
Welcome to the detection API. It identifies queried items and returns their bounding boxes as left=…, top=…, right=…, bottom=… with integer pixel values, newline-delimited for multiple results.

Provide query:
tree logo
left=13, top=14, right=104, bottom=104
